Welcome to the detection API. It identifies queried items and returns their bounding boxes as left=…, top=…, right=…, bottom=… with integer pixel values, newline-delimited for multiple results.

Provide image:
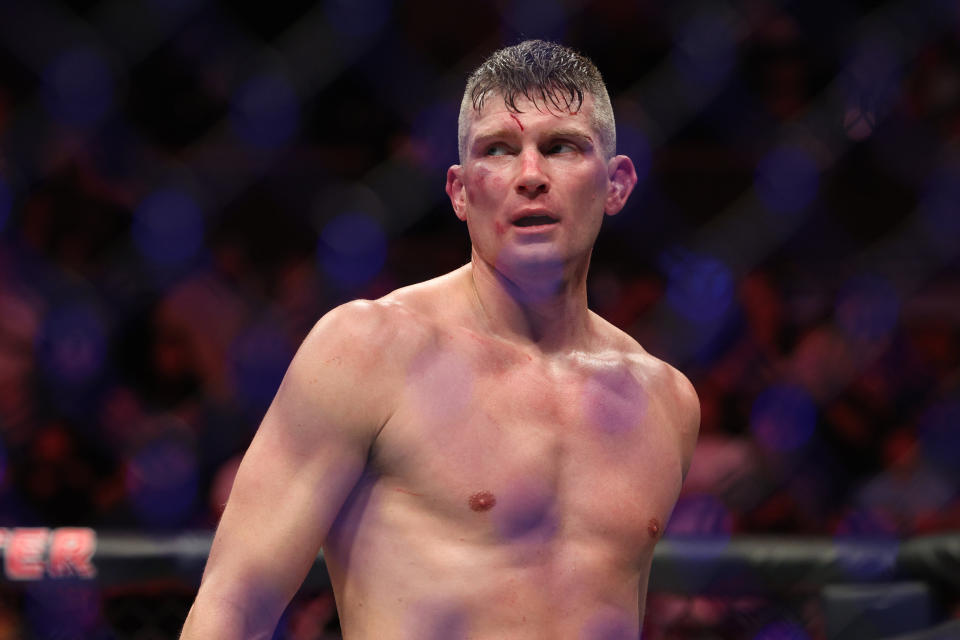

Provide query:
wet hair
left=457, top=39, right=616, bottom=161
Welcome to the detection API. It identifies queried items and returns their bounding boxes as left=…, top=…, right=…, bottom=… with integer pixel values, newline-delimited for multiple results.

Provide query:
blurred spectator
left=0, top=1, right=957, bottom=637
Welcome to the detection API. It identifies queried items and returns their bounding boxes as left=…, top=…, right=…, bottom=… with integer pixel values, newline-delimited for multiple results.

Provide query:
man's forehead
left=467, top=92, right=597, bottom=137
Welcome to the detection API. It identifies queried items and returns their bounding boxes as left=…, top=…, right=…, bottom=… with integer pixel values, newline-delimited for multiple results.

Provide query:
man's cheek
left=469, top=167, right=506, bottom=199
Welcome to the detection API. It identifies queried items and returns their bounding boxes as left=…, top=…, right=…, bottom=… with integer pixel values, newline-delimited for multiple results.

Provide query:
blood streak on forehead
left=509, top=113, right=524, bottom=131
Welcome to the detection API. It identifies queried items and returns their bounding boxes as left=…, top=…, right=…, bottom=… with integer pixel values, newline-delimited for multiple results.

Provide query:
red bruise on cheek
left=469, top=491, right=497, bottom=512
left=494, top=220, right=506, bottom=236
left=474, top=166, right=489, bottom=186
left=509, top=113, right=524, bottom=131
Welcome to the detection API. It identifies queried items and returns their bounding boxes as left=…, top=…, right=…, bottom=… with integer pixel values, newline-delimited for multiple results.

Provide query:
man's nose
left=515, top=149, right=549, bottom=197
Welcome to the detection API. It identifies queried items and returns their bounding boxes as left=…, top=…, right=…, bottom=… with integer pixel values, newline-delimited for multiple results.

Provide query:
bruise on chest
left=568, top=369, right=685, bottom=549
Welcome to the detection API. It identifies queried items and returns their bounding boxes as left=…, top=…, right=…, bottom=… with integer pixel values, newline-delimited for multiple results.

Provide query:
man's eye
left=485, top=144, right=510, bottom=156
left=546, top=142, right=577, bottom=154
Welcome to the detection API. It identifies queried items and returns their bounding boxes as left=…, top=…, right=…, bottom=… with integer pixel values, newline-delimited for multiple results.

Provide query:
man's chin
left=493, top=248, right=569, bottom=300
left=496, top=246, right=564, bottom=273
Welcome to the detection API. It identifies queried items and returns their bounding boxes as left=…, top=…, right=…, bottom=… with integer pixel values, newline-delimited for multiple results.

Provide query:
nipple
left=647, top=518, right=662, bottom=539
left=469, top=491, right=497, bottom=512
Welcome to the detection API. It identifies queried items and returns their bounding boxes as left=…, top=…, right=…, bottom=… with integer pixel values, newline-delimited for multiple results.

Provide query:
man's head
left=457, top=40, right=616, bottom=162
left=446, top=40, right=637, bottom=289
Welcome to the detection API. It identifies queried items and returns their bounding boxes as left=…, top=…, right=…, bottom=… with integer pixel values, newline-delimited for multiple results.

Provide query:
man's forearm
left=180, top=592, right=277, bottom=640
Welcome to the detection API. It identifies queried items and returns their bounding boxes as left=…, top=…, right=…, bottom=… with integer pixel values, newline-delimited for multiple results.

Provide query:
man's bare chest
left=370, top=337, right=685, bottom=552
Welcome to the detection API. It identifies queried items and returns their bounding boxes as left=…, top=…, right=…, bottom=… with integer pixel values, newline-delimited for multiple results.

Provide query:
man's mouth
left=513, top=215, right=558, bottom=227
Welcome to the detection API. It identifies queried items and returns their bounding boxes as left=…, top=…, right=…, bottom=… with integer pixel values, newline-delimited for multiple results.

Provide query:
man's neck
left=466, top=250, right=592, bottom=354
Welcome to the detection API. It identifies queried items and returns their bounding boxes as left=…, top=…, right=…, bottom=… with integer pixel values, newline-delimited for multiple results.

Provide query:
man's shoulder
left=591, top=312, right=699, bottom=413
left=378, top=267, right=469, bottom=317
left=587, top=316, right=700, bottom=471
left=311, top=298, right=430, bottom=359
left=308, top=269, right=468, bottom=362
left=594, top=318, right=700, bottom=466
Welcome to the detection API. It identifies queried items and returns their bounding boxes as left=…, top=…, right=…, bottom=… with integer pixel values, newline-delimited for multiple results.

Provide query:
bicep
left=194, top=304, right=396, bottom=628
left=200, top=410, right=367, bottom=619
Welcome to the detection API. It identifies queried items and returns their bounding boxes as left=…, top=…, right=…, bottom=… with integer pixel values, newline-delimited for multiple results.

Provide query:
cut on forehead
left=464, top=90, right=599, bottom=141
left=458, top=88, right=614, bottom=160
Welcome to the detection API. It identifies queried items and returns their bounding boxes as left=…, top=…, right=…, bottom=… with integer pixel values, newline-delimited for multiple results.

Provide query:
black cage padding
left=2, top=529, right=958, bottom=596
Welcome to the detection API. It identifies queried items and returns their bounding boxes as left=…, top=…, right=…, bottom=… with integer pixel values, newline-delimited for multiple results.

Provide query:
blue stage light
left=662, top=249, right=735, bottom=325
left=230, top=73, right=300, bottom=150
left=833, top=507, right=898, bottom=539
left=325, top=0, right=392, bottom=40
left=132, top=188, right=205, bottom=271
left=753, top=621, right=809, bottom=640
left=918, top=399, right=960, bottom=476
left=672, top=9, right=736, bottom=90
left=36, top=304, right=108, bottom=389
left=125, top=438, right=198, bottom=528
left=755, top=146, right=819, bottom=215
left=318, top=212, right=387, bottom=288
left=230, top=322, right=293, bottom=410
left=750, top=384, right=817, bottom=453
left=412, top=100, right=459, bottom=171
left=835, top=274, right=899, bottom=344
left=42, top=46, right=114, bottom=128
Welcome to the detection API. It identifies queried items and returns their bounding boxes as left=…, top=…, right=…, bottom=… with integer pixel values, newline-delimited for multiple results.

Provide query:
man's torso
left=321, top=278, right=690, bottom=639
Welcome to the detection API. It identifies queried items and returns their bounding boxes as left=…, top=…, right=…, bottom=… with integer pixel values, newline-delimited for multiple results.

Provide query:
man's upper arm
left=671, top=368, right=701, bottom=479
left=185, top=301, right=403, bottom=636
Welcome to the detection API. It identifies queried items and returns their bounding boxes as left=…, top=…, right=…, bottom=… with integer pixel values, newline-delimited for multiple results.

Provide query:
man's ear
left=446, top=165, right=467, bottom=221
left=604, top=155, right=638, bottom=217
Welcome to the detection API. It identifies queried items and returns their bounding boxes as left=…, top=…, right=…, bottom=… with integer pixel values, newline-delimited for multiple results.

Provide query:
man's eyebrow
left=471, top=129, right=517, bottom=145
left=471, top=127, right=594, bottom=146
left=549, top=128, right=594, bottom=142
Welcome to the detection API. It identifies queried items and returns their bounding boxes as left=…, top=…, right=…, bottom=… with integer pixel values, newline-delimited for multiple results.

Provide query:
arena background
left=0, top=0, right=958, bottom=638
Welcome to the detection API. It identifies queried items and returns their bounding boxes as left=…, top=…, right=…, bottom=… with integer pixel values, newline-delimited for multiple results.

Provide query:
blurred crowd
left=0, top=0, right=959, bottom=637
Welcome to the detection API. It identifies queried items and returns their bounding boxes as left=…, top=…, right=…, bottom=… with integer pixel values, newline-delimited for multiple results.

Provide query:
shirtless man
left=181, top=39, right=699, bottom=639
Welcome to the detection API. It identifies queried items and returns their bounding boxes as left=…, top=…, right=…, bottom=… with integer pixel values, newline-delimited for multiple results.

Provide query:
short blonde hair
left=457, top=40, right=616, bottom=162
